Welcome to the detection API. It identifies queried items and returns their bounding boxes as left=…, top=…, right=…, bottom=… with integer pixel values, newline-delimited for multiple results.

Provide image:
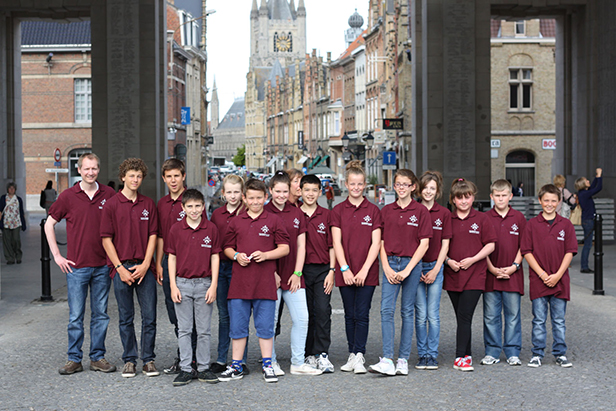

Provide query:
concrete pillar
left=91, top=0, right=165, bottom=199
left=0, top=14, right=25, bottom=198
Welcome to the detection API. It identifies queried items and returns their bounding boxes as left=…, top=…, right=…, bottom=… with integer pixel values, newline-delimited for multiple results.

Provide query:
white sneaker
left=480, top=355, right=500, bottom=365
left=353, top=353, right=367, bottom=374
left=340, top=353, right=356, bottom=372
left=290, top=363, right=323, bottom=375
left=507, top=356, right=522, bottom=366
left=305, top=355, right=317, bottom=368
left=317, top=353, right=335, bottom=373
left=369, top=357, right=396, bottom=376
left=271, top=361, right=285, bottom=376
left=395, top=358, right=409, bottom=375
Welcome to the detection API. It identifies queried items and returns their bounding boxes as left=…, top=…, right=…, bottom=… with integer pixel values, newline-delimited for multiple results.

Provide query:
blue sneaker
left=415, top=356, right=428, bottom=370
left=426, top=356, right=439, bottom=370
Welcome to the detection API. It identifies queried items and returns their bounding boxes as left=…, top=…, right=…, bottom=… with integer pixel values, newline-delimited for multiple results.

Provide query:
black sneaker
left=242, top=363, right=250, bottom=376
left=198, top=369, right=219, bottom=384
left=172, top=370, right=195, bottom=386
left=164, top=357, right=180, bottom=374
left=263, top=365, right=278, bottom=383
left=210, top=362, right=227, bottom=374
left=580, top=268, right=594, bottom=274
left=218, top=366, right=244, bottom=382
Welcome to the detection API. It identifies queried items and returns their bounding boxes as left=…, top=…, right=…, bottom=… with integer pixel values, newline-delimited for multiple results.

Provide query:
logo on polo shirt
left=317, top=222, right=327, bottom=234
left=99, top=199, right=106, bottom=209
left=141, top=209, right=149, bottom=221
left=259, top=225, right=271, bottom=237
left=510, top=223, right=519, bottom=236
left=558, top=230, right=565, bottom=241
left=433, top=218, right=443, bottom=230
left=178, top=210, right=186, bottom=221
left=408, top=215, right=419, bottom=227
left=293, top=218, right=300, bottom=229
left=202, top=236, right=212, bottom=248
left=469, top=223, right=480, bottom=234
left=361, top=215, right=373, bottom=226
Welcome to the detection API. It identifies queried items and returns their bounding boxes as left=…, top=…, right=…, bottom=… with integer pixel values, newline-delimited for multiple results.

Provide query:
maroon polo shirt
left=223, top=209, right=290, bottom=300
left=265, top=201, right=307, bottom=290
left=485, top=207, right=526, bottom=294
left=330, top=197, right=383, bottom=287
left=157, top=191, right=186, bottom=254
left=48, top=182, right=116, bottom=269
left=381, top=200, right=432, bottom=257
left=167, top=218, right=221, bottom=278
left=444, top=208, right=497, bottom=292
left=303, top=205, right=333, bottom=265
left=422, top=202, right=453, bottom=262
left=210, top=205, right=241, bottom=261
left=521, top=213, right=577, bottom=301
left=100, top=192, right=158, bottom=278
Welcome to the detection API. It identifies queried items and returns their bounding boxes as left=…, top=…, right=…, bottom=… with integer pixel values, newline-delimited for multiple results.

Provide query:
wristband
left=445, top=258, right=450, bottom=265
left=234, top=252, right=239, bottom=261
left=340, top=265, right=350, bottom=272
left=329, top=267, right=335, bottom=272
left=512, top=262, right=520, bottom=270
left=293, top=271, right=303, bottom=277
left=115, top=263, right=122, bottom=269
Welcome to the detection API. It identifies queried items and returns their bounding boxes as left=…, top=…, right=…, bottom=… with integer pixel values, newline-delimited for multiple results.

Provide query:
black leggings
left=448, top=290, right=483, bottom=358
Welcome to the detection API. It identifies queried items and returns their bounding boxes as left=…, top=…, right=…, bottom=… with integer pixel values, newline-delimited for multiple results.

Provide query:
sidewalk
left=1, top=205, right=616, bottom=409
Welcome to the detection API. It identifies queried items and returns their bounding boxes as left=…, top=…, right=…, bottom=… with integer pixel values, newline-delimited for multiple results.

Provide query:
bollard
left=40, top=218, right=53, bottom=301
left=593, top=214, right=604, bottom=296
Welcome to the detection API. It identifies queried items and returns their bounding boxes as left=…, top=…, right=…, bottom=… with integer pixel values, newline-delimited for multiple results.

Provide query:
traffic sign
left=302, top=167, right=307, bottom=175
left=54, top=148, right=61, bottom=162
left=181, top=107, right=191, bottom=125
left=208, top=179, right=215, bottom=187
left=383, top=151, right=397, bottom=166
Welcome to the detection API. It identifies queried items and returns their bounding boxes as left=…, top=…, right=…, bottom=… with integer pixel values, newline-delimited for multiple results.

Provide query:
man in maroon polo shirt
left=101, top=158, right=159, bottom=378
left=154, top=158, right=190, bottom=374
left=46, top=153, right=117, bottom=375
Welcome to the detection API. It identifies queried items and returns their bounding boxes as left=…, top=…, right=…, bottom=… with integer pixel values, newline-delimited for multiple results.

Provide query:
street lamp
left=363, top=131, right=375, bottom=149
left=341, top=132, right=350, bottom=148
left=317, top=146, right=324, bottom=158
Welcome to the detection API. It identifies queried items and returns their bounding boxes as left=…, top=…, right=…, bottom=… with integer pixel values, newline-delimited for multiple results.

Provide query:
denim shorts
left=228, top=299, right=276, bottom=339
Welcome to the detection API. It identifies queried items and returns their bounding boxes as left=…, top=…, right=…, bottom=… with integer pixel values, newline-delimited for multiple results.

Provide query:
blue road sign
left=383, top=151, right=397, bottom=165
left=181, top=107, right=191, bottom=125
left=302, top=167, right=308, bottom=174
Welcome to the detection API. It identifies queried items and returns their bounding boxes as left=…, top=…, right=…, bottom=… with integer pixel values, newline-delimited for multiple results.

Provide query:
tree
left=232, top=144, right=245, bottom=167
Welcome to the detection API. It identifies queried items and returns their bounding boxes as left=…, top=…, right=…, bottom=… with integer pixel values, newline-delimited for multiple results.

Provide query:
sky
left=205, top=0, right=367, bottom=119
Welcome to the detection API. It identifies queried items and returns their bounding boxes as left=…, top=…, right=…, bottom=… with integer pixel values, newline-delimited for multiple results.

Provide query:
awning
left=308, top=156, right=321, bottom=169
left=297, top=155, right=308, bottom=164
left=265, top=158, right=277, bottom=168
left=314, top=155, right=329, bottom=167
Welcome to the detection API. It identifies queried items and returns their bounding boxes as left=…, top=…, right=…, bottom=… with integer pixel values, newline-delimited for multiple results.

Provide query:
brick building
left=21, top=21, right=92, bottom=209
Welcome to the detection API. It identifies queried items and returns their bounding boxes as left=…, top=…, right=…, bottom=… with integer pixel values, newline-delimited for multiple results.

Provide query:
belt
left=123, top=259, right=143, bottom=265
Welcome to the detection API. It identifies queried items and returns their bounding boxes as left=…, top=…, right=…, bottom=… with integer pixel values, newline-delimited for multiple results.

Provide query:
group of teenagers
left=46, top=152, right=580, bottom=387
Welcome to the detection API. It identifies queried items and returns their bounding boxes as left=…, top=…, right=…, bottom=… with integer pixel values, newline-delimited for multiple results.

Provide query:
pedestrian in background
left=0, top=182, right=26, bottom=265
left=575, top=168, right=602, bottom=273
left=43, top=180, right=57, bottom=215
left=553, top=174, right=575, bottom=219
left=324, top=180, right=334, bottom=210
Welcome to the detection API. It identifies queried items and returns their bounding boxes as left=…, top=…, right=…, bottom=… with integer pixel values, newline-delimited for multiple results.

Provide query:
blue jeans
left=215, top=260, right=248, bottom=364
left=531, top=295, right=567, bottom=358
left=66, top=265, right=111, bottom=362
left=113, top=267, right=157, bottom=364
left=581, top=219, right=594, bottom=270
left=272, top=288, right=309, bottom=366
left=381, top=256, right=422, bottom=360
left=415, top=260, right=444, bottom=358
left=339, top=285, right=376, bottom=354
left=483, top=291, right=522, bottom=359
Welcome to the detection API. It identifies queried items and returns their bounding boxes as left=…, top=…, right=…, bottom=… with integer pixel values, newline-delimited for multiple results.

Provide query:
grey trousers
left=175, top=277, right=213, bottom=372
left=2, top=228, right=22, bottom=263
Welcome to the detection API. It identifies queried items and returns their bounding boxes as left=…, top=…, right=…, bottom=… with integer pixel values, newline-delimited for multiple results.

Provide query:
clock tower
left=249, top=0, right=306, bottom=68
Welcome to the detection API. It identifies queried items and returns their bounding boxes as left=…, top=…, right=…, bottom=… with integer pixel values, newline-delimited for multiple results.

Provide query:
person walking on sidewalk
left=324, top=181, right=335, bottom=210
left=45, top=153, right=117, bottom=375
left=575, top=168, right=602, bottom=273
left=0, top=182, right=26, bottom=265
left=42, top=180, right=57, bottom=215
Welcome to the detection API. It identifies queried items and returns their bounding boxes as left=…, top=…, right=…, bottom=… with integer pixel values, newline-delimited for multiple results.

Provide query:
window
left=509, top=68, right=532, bottom=110
left=334, top=112, right=340, bottom=135
left=515, top=20, right=525, bottom=36
left=74, top=78, right=92, bottom=122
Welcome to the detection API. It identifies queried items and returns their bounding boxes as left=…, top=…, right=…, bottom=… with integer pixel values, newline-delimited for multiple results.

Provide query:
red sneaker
left=453, top=357, right=474, bottom=372
left=464, top=355, right=473, bottom=366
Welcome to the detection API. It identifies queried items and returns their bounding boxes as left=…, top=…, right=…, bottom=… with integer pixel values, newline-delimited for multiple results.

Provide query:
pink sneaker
left=453, top=357, right=474, bottom=372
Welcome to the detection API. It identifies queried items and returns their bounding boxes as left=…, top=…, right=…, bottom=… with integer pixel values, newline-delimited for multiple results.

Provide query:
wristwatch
left=340, top=265, right=350, bottom=272
left=234, top=252, right=239, bottom=261
left=329, top=267, right=335, bottom=272
left=512, top=262, right=521, bottom=270
left=293, top=271, right=303, bottom=277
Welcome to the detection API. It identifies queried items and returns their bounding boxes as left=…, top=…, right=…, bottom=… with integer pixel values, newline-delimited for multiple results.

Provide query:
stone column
left=91, top=0, right=165, bottom=199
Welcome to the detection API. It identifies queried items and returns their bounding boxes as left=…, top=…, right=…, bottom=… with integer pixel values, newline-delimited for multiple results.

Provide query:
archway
left=506, top=150, right=535, bottom=196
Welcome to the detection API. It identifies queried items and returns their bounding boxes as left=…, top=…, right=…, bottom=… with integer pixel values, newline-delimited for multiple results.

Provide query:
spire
left=297, top=0, right=305, bottom=17
left=259, top=0, right=268, bottom=16
left=210, top=77, right=219, bottom=129
left=289, top=0, right=297, bottom=18
left=251, top=0, right=258, bottom=18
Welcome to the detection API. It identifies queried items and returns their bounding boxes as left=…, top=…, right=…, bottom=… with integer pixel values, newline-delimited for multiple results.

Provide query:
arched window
left=506, top=150, right=535, bottom=196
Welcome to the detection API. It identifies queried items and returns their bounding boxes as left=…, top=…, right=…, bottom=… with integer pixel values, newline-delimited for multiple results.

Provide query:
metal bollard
left=40, top=218, right=53, bottom=301
left=593, top=214, right=604, bottom=296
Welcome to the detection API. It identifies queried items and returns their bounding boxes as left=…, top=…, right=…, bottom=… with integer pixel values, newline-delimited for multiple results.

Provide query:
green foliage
left=368, top=174, right=379, bottom=186
left=232, top=144, right=246, bottom=167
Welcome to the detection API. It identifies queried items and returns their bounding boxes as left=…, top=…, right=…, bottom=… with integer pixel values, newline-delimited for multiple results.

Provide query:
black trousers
left=447, top=290, right=483, bottom=358
left=303, top=263, right=333, bottom=356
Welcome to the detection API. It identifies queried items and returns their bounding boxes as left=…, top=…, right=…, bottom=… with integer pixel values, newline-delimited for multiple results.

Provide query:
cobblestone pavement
left=1, top=208, right=615, bottom=410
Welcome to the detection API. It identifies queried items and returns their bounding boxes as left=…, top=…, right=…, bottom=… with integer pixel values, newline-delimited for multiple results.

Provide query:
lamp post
left=341, top=131, right=374, bottom=161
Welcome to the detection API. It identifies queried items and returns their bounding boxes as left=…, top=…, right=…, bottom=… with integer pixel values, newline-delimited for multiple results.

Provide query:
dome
left=348, top=9, right=364, bottom=28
